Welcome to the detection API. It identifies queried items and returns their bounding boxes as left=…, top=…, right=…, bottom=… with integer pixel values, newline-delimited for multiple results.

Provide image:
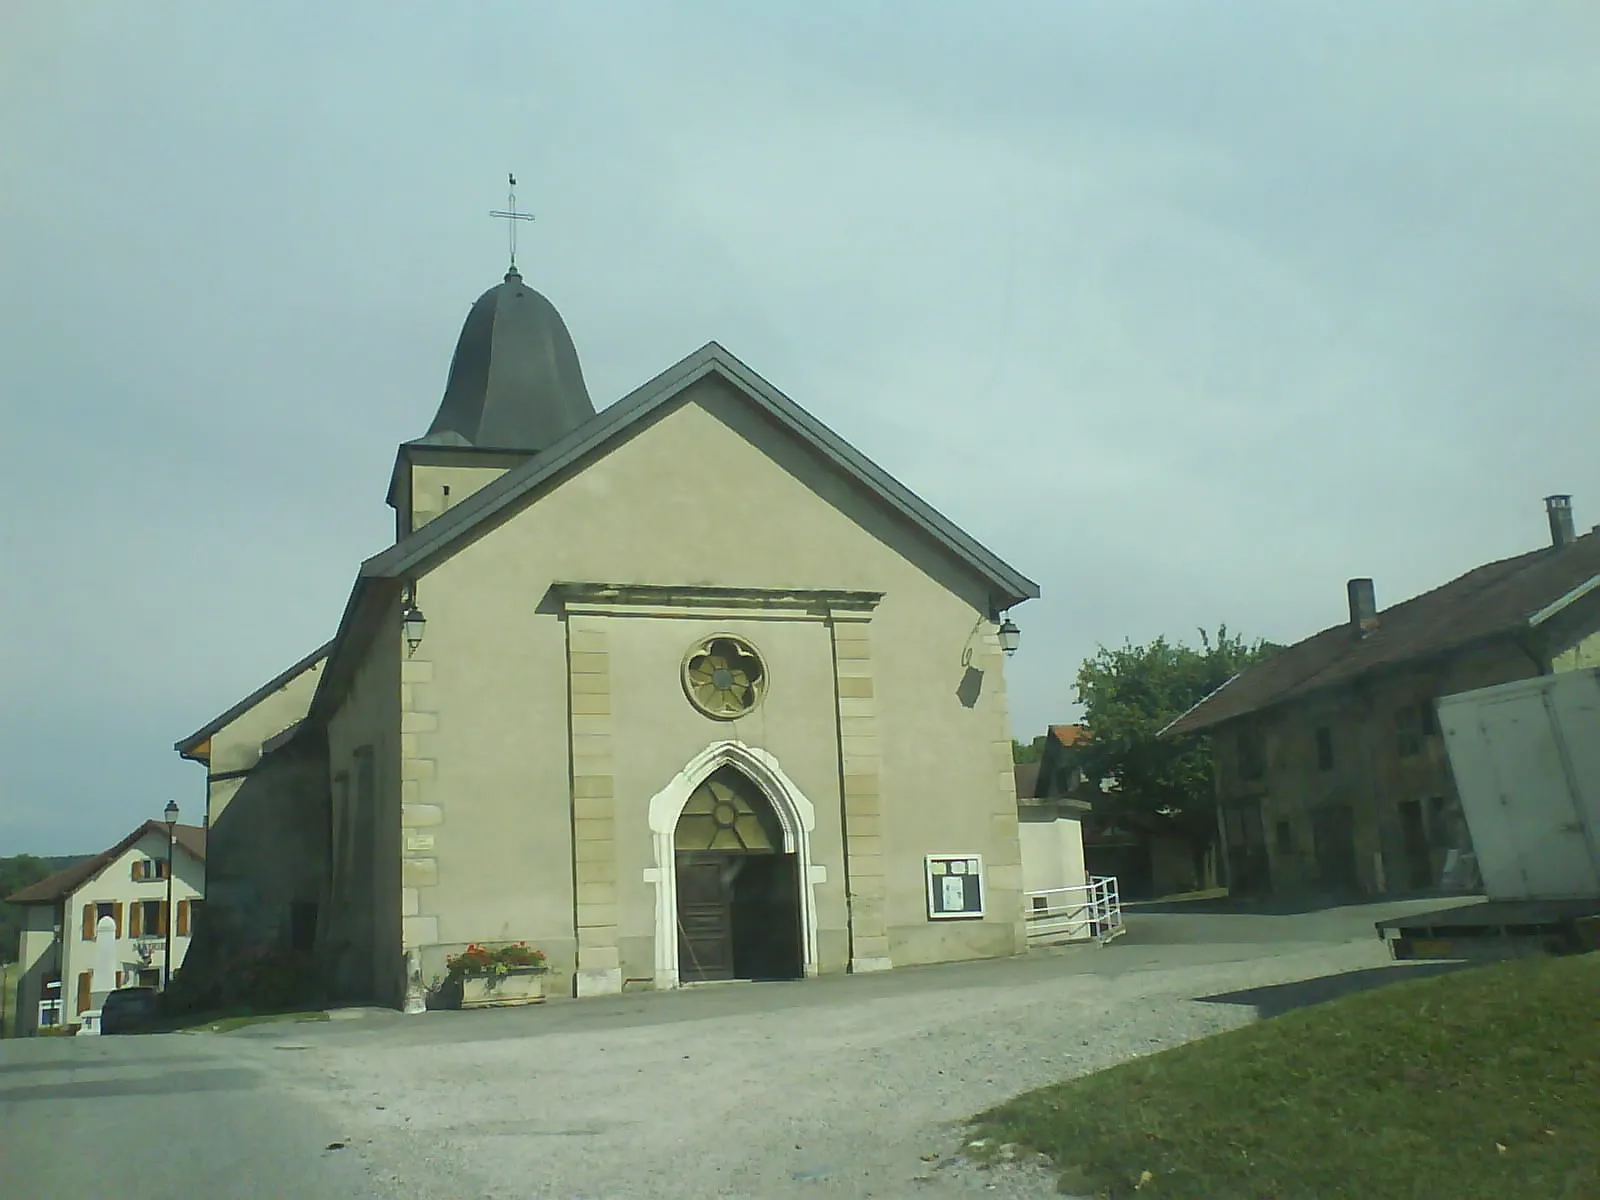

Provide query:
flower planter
left=459, top=967, right=547, bottom=1009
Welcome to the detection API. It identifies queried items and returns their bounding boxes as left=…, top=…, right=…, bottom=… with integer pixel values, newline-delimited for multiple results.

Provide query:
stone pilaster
left=980, top=622, right=1026, bottom=949
left=831, top=616, right=891, bottom=972
left=399, top=652, right=442, bottom=1012
left=568, top=618, right=622, bottom=996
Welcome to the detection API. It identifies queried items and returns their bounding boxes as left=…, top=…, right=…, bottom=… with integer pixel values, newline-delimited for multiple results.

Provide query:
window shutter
left=131, top=860, right=140, bottom=881
left=77, top=972, right=91, bottom=1014
left=113, top=902, right=124, bottom=938
left=177, top=900, right=190, bottom=937
left=82, top=904, right=95, bottom=940
left=130, top=903, right=143, bottom=937
left=158, top=902, right=169, bottom=937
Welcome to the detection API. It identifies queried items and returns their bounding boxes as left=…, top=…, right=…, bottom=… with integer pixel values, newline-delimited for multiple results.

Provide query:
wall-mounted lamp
left=997, top=616, right=1021, bottom=656
left=402, top=605, right=427, bottom=655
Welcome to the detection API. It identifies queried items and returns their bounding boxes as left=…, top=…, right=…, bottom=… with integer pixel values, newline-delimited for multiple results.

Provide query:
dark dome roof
left=422, top=268, right=595, bottom=451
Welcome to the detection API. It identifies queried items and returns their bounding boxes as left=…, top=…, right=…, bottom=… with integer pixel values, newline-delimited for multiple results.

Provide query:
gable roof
left=174, top=641, right=333, bottom=760
left=1163, top=529, right=1600, bottom=738
left=1048, top=723, right=1089, bottom=746
left=6, top=822, right=206, bottom=905
left=310, top=342, right=1039, bottom=720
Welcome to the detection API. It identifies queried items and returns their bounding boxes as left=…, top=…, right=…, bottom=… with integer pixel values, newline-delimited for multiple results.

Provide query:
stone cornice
left=548, top=583, right=883, bottom=622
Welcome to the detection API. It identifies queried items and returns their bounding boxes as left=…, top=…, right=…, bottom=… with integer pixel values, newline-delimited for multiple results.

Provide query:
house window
left=134, top=900, right=165, bottom=938
left=1237, top=727, right=1266, bottom=782
left=1275, top=819, right=1294, bottom=853
left=131, top=858, right=168, bottom=882
left=1396, top=704, right=1427, bottom=758
left=1315, top=727, right=1334, bottom=771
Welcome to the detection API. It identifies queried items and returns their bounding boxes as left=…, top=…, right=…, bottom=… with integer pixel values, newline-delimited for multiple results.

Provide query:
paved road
left=0, top=1030, right=453, bottom=1200
left=0, top=897, right=1472, bottom=1200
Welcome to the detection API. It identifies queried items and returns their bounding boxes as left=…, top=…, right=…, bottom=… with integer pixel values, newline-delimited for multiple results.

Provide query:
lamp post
left=997, top=617, right=1021, bottom=657
left=163, top=800, right=178, bottom=990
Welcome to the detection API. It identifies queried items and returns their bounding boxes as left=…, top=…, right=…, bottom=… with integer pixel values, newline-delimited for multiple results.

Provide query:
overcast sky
left=2, top=2, right=1596, bottom=853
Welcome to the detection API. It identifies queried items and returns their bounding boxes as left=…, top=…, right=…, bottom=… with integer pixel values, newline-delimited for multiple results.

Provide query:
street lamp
left=163, top=800, right=178, bottom=990
left=402, top=604, right=427, bottom=656
left=997, top=617, right=1021, bottom=657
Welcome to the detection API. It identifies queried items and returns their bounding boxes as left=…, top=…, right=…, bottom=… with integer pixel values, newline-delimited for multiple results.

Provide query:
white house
left=7, top=821, right=205, bottom=1035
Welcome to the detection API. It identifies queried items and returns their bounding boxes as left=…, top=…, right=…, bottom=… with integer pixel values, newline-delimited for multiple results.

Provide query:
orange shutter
left=158, top=903, right=169, bottom=937
left=113, top=902, right=124, bottom=938
left=77, top=972, right=91, bottom=1014
left=131, top=860, right=140, bottom=881
left=177, top=900, right=190, bottom=937
left=130, top=903, right=143, bottom=937
left=82, top=904, right=95, bottom=940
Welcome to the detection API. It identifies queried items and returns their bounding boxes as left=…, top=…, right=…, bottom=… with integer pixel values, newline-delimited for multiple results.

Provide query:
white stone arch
left=645, top=740, right=821, bottom=988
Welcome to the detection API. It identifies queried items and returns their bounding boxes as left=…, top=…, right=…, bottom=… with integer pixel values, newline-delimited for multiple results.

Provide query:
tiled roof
left=1164, top=529, right=1600, bottom=737
left=1048, top=724, right=1089, bottom=746
left=6, top=822, right=206, bottom=905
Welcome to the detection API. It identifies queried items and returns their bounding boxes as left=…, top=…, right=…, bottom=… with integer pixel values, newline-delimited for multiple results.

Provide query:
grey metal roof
left=310, top=342, right=1039, bottom=722
left=173, top=641, right=332, bottom=757
left=368, top=341, right=1040, bottom=602
left=424, top=268, right=596, bottom=451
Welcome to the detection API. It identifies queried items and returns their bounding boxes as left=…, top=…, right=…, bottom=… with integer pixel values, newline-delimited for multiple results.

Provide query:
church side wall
left=407, top=377, right=1026, bottom=992
left=205, top=658, right=325, bottom=823
left=324, top=598, right=403, bottom=1007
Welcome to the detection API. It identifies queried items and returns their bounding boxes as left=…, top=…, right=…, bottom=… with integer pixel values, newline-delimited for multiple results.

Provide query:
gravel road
left=226, top=916, right=1441, bottom=1199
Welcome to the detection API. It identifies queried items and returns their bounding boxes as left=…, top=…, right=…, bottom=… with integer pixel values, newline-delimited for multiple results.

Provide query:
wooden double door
left=676, top=851, right=802, bottom=983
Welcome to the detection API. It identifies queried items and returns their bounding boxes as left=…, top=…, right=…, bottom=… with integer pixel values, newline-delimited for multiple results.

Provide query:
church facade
left=176, top=264, right=1038, bottom=1008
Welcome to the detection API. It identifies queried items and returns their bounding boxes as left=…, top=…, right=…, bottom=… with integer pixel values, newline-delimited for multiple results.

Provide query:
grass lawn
left=970, top=952, right=1600, bottom=1200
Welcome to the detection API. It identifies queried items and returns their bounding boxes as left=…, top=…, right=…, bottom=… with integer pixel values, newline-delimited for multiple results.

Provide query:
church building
left=175, top=249, right=1038, bottom=1009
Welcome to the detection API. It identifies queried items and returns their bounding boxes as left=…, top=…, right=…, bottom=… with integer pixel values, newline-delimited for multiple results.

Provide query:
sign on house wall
left=925, top=854, right=985, bottom=919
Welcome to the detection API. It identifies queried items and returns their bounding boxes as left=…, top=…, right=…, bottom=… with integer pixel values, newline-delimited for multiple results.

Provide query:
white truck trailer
left=1376, top=668, right=1600, bottom=960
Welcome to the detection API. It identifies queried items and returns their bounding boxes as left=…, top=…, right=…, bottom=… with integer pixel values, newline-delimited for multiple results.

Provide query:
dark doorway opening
left=1312, top=804, right=1360, bottom=891
left=1397, top=800, right=1432, bottom=889
left=674, top=766, right=803, bottom=984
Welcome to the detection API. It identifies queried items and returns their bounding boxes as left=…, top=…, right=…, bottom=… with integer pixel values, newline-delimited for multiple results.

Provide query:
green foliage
left=1072, top=626, right=1276, bottom=846
left=0, top=855, right=54, bottom=965
left=1011, top=736, right=1046, bottom=765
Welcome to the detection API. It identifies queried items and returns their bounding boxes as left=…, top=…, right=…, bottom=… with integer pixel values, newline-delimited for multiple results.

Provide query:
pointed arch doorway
left=647, top=741, right=821, bottom=989
left=674, top=767, right=802, bottom=982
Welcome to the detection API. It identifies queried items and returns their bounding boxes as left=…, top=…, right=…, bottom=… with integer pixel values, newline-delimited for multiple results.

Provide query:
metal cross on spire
left=489, top=173, right=535, bottom=272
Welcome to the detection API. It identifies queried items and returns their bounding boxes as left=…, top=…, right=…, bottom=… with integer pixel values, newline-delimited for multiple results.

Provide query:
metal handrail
left=1023, top=875, right=1125, bottom=945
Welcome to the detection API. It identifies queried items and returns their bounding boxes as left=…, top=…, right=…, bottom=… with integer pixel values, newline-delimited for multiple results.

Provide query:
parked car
left=100, top=986, right=160, bottom=1034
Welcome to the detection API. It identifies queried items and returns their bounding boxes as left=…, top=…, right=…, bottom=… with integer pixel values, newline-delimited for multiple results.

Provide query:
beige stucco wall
left=13, top=905, right=59, bottom=1037
left=205, top=657, right=325, bottom=824
left=324, top=597, right=404, bottom=1005
left=1019, top=817, right=1088, bottom=895
left=397, top=375, right=1025, bottom=995
left=406, top=462, right=515, bottom=534
left=1551, top=628, right=1600, bottom=672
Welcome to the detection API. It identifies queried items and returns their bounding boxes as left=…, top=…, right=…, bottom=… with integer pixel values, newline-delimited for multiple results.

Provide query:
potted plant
left=445, top=942, right=549, bottom=1009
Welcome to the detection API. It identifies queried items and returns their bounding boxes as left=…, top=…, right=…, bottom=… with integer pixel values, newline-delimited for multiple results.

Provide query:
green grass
left=970, top=952, right=1600, bottom=1200
left=166, top=1009, right=330, bottom=1034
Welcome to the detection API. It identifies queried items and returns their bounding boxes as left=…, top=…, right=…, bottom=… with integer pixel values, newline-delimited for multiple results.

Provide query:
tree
left=1071, top=627, right=1278, bottom=853
left=0, top=855, right=53, bottom=966
left=1012, top=736, right=1046, bottom=764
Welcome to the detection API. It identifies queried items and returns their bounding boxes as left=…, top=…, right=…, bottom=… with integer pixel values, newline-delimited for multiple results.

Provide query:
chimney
left=1347, top=578, right=1378, bottom=637
left=1545, top=494, right=1575, bottom=548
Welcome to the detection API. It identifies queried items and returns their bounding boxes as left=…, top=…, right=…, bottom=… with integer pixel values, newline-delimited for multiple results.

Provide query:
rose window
left=682, top=635, right=766, bottom=719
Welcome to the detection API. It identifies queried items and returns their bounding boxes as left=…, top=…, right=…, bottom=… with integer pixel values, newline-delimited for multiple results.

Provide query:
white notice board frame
left=924, top=853, right=986, bottom=920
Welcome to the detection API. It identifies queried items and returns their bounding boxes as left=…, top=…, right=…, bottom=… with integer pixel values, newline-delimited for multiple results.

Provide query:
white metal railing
left=1023, top=876, right=1125, bottom=946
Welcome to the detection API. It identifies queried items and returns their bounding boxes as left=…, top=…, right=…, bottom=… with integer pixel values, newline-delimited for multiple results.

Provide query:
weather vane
left=490, top=173, right=535, bottom=271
